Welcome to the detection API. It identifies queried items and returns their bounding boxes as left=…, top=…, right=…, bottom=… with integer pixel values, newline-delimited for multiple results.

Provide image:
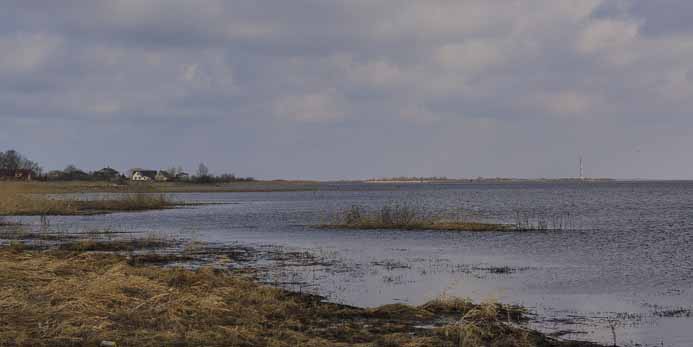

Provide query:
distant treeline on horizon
left=0, top=149, right=254, bottom=183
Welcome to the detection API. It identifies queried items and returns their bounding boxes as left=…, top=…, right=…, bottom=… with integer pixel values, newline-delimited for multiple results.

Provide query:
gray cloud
left=2, top=0, right=693, bottom=179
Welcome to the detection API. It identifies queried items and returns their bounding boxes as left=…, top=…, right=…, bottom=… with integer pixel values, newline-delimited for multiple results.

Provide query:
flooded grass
left=322, top=204, right=581, bottom=232
left=0, top=243, right=605, bottom=347
left=0, top=181, right=320, bottom=194
left=0, top=184, right=177, bottom=215
left=57, top=237, right=173, bottom=252
left=322, top=204, right=510, bottom=232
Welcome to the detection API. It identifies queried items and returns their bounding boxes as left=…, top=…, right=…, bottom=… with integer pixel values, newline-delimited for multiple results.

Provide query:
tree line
left=190, top=163, right=255, bottom=183
left=0, top=149, right=254, bottom=183
left=0, top=150, right=41, bottom=175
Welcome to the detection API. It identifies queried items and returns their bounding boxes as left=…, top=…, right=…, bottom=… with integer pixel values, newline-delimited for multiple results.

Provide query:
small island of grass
left=320, top=204, right=512, bottom=232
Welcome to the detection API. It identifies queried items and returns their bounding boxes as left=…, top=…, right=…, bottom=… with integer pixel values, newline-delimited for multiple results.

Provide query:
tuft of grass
left=322, top=204, right=510, bottom=232
left=512, top=209, right=577, bottom=232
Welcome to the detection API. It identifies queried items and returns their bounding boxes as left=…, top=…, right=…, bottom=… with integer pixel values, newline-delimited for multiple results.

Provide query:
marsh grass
left=0, top=180, right=319, bottom=194
left=323, top=203, right=579, bottom=232
left=0, top=245, right=602, bottom=347
left=512, top=209, right=578, bottom=232
left=57, top=237, right=173, bottom=252
left=0, top=183, right=176, bottom=216
left=323, top=204, right=510, bottom=232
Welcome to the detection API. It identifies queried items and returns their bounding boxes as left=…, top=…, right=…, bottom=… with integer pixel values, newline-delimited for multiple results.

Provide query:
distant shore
left=365, top=178, right=615, bottom=184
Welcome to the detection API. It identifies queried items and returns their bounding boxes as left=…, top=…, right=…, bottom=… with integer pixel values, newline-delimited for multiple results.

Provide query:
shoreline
left=0, top=234, right=606, bottom=347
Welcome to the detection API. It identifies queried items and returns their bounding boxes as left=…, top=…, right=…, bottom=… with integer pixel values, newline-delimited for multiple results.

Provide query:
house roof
left=95, top=167, right=119, bottom=174
left=132, top=170, right=157, bottom=178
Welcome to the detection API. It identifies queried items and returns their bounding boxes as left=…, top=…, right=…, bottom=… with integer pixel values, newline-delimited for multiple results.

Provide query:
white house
left=131, top=170, right=157, bottom=181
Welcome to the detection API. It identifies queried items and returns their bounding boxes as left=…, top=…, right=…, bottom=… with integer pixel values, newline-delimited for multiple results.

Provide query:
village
left=0, top=149, right=252, bottom=183
left=0, top=166, right=188, bottom=182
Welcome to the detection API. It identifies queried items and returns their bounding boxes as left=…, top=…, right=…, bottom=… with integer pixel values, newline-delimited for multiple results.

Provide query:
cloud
left=273, top=89, right=346, bottom=123
left=0, top=33, right=63, bottom=74
left=2, top=0, right=693, bottom=178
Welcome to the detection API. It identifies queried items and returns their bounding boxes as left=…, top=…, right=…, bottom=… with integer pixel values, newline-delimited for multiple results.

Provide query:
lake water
left=6, top=181, right=693, bottom=346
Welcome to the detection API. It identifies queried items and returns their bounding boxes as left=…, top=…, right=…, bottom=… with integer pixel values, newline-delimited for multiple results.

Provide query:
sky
left=1, top=0, right=693, bottom=180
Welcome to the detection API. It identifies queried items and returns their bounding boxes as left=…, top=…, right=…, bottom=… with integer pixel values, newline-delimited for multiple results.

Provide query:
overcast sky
left=2, top=1, right=693, bottom=179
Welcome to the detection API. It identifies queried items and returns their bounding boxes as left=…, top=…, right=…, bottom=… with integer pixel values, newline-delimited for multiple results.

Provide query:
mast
left=579, top=156, right=584, bottom=180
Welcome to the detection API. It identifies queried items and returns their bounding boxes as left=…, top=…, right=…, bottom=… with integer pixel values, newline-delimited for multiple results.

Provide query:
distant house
left=131, top=170, right=157, bottom=181
left=64, top=169, right=90, bottom=181
left=175, top=172, right=190, bottom=181
left=94, top=167, right=120, bottom=180
left=155, top=170, right=173, bottom=182
left=47, top=170, right=66, bottom=181
left=0, top=169, right=33, bottom=181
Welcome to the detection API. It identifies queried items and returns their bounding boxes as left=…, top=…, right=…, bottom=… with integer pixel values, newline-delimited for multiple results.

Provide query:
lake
left=8, top=181, right=693, bottom=346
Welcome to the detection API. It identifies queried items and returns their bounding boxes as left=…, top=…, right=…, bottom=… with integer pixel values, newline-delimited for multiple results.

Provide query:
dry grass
left=0, top=246, right=603, bottom=347
left=0, top=184, right=175, bottom=215
left=57, top=237, right=173, bottom=252
left=322, top=204, right=510, bottom=232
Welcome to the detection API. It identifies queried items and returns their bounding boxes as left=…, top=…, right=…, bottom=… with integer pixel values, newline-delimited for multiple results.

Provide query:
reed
left=323, top=203, right=578, bottom=232
left=512, top=209, right=577, bottom=232
left=323, top=204, right=510, bottom=232
left=0, top=183, right=175, bottom=216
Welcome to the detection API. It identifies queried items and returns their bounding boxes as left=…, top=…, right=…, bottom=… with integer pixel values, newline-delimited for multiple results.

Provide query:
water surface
left=7, top=181, right=693, bottom=346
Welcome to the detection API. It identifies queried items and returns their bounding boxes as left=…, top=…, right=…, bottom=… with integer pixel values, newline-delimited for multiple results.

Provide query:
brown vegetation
left=322, top=204, right=510, bottom=232
left=0, top=245, right=604, bottom=347
left=0, top=181, right=320, bottom=195
left=0, top=184, right=175, bottom=215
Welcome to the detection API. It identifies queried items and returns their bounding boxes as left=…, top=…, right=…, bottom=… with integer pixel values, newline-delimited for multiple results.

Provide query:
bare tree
left=0, top=149, right=41, bottom=174
left=197, top=163, right=209, bottom=177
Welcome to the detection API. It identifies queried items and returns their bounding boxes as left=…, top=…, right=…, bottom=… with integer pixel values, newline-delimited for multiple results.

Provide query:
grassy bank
left=0, top=184, right=176, bottom=216
left=0, top=181, right=321, bottom=194
left=322, top=204, right=511, bottom=232
left=0, top=243, right=602, bottom=347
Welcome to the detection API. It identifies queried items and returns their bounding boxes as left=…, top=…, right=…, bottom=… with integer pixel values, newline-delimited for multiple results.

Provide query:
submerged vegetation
left=0, top=184, right=176, bottom=216
left=0, top=240, right=604, bottom=347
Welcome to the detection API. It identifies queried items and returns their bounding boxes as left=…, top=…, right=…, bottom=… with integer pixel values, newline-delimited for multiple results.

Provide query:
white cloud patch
left=538, top=91, right=600, bottom=119
left=274, top=89, right=346, bottom=123
left=0, top=33, right=63, bottom=74
left=435, top=40, right=505, bottom=73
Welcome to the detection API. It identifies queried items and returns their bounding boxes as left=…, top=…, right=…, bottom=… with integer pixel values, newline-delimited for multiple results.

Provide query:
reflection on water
left=5, top=181, right=693, bottom=346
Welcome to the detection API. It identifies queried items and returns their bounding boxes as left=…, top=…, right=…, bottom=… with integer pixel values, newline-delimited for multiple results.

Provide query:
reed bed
left=0, top=183, right=175, bottom=215
left=512, top=209, right=578, bottom=232
left=323, top=203, right=580, bottom=232
left=0, top=181, right=319, bottom=194
left=323, top=204, right=510, bottom=232
left=0, top=244, right=602, bottom=347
